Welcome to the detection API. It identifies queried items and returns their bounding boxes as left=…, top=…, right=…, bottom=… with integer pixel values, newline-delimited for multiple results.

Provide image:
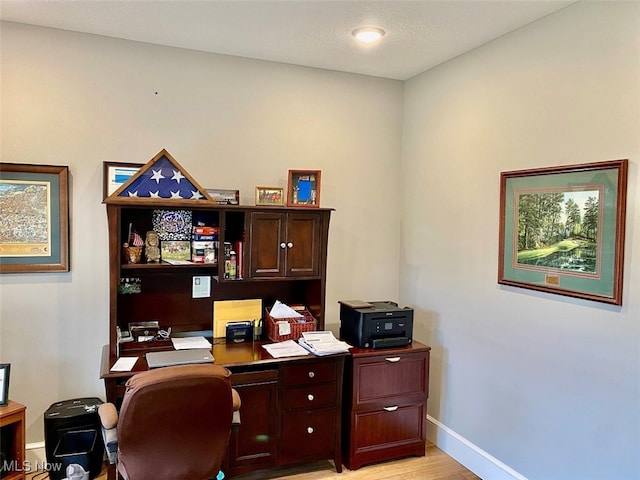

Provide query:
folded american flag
left=118, top=154, right=204, bottom=200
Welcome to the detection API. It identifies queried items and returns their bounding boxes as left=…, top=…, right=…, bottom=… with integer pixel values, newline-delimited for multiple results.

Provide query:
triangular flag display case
left=104, top=149, right=214, bottom=205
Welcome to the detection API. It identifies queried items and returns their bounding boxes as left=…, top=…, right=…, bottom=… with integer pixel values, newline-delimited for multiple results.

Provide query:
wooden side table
left=0, top=401, right=26, bottom=480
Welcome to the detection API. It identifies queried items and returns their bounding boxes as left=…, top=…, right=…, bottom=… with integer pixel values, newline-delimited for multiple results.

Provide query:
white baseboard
left=25, top=442, right=46, bottom=463
left=426, top=415, right=528, bottom=480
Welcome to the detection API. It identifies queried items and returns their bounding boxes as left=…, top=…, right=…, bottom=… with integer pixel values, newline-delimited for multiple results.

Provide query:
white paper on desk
left=262, top=340, right=310, bottom=358
left=111, top=356, right=138, bottom=372
left=299, top=331, right=351, bottom=355
left=269, top=300, right=303, bottom=319
left=172, top=336, right=212, bottom=350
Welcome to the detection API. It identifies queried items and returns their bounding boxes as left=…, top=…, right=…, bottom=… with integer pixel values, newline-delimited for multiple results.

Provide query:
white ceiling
left=0, top=0, right=575, bottom=80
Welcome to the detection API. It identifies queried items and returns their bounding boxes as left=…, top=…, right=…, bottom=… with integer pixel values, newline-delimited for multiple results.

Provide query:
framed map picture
left=0, top=163, right=69, bottom=273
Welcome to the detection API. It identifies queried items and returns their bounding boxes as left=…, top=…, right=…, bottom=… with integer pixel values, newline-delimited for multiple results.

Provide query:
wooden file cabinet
left=342, top=342, right=430, bottom=470
left=0, top=401, right=27, bottom=480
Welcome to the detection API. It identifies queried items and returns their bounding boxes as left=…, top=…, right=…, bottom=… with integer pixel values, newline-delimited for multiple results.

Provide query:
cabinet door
left=249, top=212, right=286, bottom=277
left=226, top=372, right=278, bottom=474
left=249, top=211, right=321, bottom=279
left=285, top=212, right=321, bottom=277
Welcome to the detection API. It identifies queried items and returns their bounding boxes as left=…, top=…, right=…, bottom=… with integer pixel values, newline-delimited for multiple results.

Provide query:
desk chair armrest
left=232, top=388, right=241, bottom=430
left=98, top=403, right=119, bottom=464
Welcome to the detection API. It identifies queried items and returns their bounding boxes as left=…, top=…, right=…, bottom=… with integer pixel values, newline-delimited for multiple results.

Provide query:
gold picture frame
left=255, top=186, right=285, bottom=206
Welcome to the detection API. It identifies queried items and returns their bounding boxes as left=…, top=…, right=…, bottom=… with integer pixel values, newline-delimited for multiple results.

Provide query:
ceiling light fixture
left=352, top=27, right=385, bottom=44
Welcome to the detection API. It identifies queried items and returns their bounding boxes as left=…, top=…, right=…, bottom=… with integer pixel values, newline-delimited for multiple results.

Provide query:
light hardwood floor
left=26, top=442, right=481, bottom=480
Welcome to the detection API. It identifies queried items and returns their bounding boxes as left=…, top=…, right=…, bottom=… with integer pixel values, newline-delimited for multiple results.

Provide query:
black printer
left=339, top=300, right=413, bottom=349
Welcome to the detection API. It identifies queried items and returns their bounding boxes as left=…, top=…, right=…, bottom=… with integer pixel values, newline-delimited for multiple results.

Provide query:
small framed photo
left=255, top=186, right=284, bottom=206
left=205, top=188, right=240, bottom=205
left=287, top=170, right=321, bottom=208
left=0, top=364, right=10, bottom=406
left=103, top=161, right=143, bottom=200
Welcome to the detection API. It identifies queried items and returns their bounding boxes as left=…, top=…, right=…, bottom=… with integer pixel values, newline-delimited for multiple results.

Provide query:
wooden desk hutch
left=101, top=187, right=343, bottom=478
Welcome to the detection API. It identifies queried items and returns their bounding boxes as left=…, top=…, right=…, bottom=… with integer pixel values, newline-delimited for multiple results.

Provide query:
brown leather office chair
left=99, top=364, right=240, bottom=480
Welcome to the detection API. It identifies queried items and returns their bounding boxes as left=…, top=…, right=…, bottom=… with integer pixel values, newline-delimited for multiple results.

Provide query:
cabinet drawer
left=353, top=352, right=427, bottom=406
left=283, top=383, right=336, bottom=410
left=282, top=360, right=336, bottom=386
left=281, top=408, right=336, bottom=461
left=352, top=402, right=425, bottom=452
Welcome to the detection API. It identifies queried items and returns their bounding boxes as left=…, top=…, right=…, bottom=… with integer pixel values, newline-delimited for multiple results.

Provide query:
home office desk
left=100, top=341, right=346, bottom=479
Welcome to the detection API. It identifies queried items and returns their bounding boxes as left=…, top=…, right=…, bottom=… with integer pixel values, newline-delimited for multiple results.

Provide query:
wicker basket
left=265, top=307, right=316, bottom=342
left=123, top=245, right=143, bottom=264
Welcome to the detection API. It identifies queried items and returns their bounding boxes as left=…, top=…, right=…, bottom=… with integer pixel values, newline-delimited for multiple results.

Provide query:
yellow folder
left=213, top=299, right=262, bottom=338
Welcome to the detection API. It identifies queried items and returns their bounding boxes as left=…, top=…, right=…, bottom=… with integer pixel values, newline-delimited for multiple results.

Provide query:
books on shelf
left=192, top=225, right=219, bottom=264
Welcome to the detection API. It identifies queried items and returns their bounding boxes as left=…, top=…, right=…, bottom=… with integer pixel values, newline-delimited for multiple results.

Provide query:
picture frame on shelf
left=498, top=159, right=628, bottom=305
left=103, top=161, right=143, bottom=200
left=0, top=364, right=10, bottom=406
left=255, top=186, right=285, bottom=206
left=287, top=170, right=321, bottom=207
left=0, top=163, right=70, bottom=273
left=205, top=189, right=240, bottom=205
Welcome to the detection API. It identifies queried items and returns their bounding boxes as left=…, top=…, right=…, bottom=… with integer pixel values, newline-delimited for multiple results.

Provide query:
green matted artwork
left=0, top=163, right=70, bottom=273
left=498, top=159, right=628, bottom=305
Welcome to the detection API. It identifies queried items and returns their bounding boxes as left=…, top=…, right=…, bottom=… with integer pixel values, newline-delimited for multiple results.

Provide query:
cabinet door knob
left=280, top=242, right=287, bottom=249
left=307, top=394, right=314, bottom=401
left=287, top=242, right=294, bottom=248
left=385, top=357, right=401, bottom=363
left=383, top=405, right=399, bottom=412
left=308, top=371, right=315, bottom=378
left=307, top=426, right=314, bottom=434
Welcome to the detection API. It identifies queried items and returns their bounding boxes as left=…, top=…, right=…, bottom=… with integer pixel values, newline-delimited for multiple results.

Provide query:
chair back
left=117, top=363, right=233, bottom=480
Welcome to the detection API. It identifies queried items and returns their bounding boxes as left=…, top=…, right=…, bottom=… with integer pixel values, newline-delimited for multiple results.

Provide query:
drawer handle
left=383, top=405, right=399, bottom=412
left=307, top=394, right=314, bottom=401
left=307, top=426, right=314, bottom=434
left=308, top=371, right=315, bottom=378
left=385, top=357, right=401, bottom=363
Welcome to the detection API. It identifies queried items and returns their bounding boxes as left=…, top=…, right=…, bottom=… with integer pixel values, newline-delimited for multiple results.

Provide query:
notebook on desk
left=145, top=349, right=214, bottom=369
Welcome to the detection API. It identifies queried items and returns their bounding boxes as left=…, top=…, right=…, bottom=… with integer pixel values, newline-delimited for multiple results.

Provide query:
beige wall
left=0, top=22, right=403, bottom=443
left=402, top=2, right=639, bottom=479
left=2, top=1, right=639, bottom=478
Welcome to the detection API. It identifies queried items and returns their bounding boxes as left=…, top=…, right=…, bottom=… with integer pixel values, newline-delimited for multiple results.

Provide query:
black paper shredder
left=44, top=397, right=104, bottom=480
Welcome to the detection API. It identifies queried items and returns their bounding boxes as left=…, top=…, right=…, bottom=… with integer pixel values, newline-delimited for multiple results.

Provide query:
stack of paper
left=269, top=300, right=304, bottom=318
left=172, top=336, right=212, bottom=350
left=298, top=331, right=351, bottom=356
left=263, top=340, right=310, bottom=358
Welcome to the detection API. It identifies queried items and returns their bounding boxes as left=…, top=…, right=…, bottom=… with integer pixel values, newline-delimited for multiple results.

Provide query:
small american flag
left=130, top=232, right=144, bottom=247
